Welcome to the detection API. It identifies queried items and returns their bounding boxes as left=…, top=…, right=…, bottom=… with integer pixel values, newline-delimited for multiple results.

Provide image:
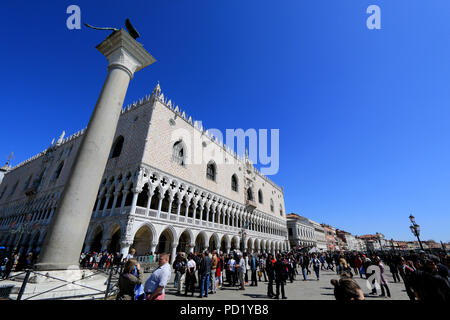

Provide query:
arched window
left=279, top=204, right=283, bottom=216
left=53, top=161, right=64, bottom=181
left=206, top=161, right=216, bottom=181
left=110, top=135, right=124, bottom=159
left=231, top=174, right=238, bottom=192
left=258, top=189, right=263, bottom=204
left=172, top=140, right=185, bottom=166
left=247, top=188, right=254, bottom=201
left=270, top=199, right=274, bottom=212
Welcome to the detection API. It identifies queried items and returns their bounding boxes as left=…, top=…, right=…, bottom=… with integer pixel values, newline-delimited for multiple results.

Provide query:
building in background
left=307, top=218, right=327, bottom=251
left=336, top=229, right=359, bottom=251
left=286, top=213, right=316, bottom=249
left=355, top=236, right=367, bottom=251
left=321, top=224, right=336, bottom=251
left=360, top=233, right=388, bottom=251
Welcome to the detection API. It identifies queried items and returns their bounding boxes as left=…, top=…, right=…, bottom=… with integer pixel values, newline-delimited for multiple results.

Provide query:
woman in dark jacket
left=116, top=259, right=142, bottom=300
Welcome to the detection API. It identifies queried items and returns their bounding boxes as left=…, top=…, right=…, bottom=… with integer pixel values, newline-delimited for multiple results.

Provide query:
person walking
left=244, top=253, right=250, bottom=285
left=250, top=253, right=258, bottom=286
left=185, top=253, right=197, bottom=296
left=237, top=253, right=246, bottom=290
left=210, top=251, right=218, bottom=294
left=375, top=256, right=391, bottom=298
left=198, top=251, right=212, bottom=298
left=311, top=253, right=321, bottom=280
left=173, top=253, right=187, bottom=295
left=355, top=254, right=363, bottom=278
left=229, top=255, right=237, bottom=287
left=273, top=254, right=287, bottom=299
left=320, top=253, right=326, bottom=271
left=389, top=258, right=401, bottom=283
left=216, top=253, right=224, bottom=289
left=258, top=254, right=267, bottom=282
left=266, top=254, right=275, bottom=298
left=301, top=253, right=309, bottom=281
left=116, top=259, right=142, bottom=300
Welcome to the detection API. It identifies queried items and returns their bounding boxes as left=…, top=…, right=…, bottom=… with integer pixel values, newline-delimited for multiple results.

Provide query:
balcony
left=245, top=199, right=257, bottom=212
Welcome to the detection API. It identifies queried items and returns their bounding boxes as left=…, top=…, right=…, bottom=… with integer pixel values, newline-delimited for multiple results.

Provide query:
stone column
left=176, top=200, right=182, bottom=217
left=156, top=193, right=163, bottom=218
left=184, top=199, right=190, bottom=217
left=129, top=189, right=140, bottom=215
left=94, top=195, right=103, bottom=217
left=212, top=207, right=216, bottom=224
left=199, top=205, right=204, bottom=221
left=101, top=194, right=111, bottom=217
left=109, top=191, right=120, bottom=216
left=36, top=30, right=155, bottom=271
left=119, top=190, right=128, bottom=215
left=170, top=243, right=178, bottom=264
left=145, top=190, right=153, bottom=216
left=167, top=195, right=174, bottom=215
left=192, top=203, right=197, bottom=222
left=101, top=239, right=110, bottom=252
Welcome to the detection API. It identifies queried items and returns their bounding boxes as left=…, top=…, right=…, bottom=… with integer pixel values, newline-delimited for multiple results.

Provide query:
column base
left=34, top=262, right=81, bottom=272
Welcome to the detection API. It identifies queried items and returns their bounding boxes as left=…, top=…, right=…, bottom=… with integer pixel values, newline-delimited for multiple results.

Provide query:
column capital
left=97, top=29, right=156, bottom=79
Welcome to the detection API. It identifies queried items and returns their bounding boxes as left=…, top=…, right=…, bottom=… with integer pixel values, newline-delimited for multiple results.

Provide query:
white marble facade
left=0, top=83, right=288, bottom=262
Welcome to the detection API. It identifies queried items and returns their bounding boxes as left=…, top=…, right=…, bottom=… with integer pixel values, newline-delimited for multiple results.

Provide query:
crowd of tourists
left=0, top=251, right=37, bottom=279
left=1, top=245, right=449, bottom=302
left=114, top=247, right=450, bottom=301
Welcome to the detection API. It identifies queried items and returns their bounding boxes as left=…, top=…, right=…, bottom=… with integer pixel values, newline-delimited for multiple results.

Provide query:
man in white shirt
left=125, top=248, right=136, bottom=261
left=144, top=253, right=172, bottom=300
left=229, top=256, right=236, bottom=287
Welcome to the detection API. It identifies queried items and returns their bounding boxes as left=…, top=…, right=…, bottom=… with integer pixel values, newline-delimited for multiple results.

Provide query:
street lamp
left=409, top=214, right=424, bottom=251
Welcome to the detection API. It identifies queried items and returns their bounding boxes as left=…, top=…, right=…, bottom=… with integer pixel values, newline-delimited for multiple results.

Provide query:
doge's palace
left=0, top=83, right=288, bottom=263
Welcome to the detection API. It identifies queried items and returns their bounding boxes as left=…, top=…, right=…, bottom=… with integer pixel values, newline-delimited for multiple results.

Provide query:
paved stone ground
left=153, top=268, right=409, bottom=300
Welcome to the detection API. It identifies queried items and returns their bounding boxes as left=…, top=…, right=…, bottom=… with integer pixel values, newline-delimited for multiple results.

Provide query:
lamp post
left=409, top=214, right=424, bottom=251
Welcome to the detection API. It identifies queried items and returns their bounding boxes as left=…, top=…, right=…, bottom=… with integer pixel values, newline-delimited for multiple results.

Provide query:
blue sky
left=1, top=1, right=449, bottom=242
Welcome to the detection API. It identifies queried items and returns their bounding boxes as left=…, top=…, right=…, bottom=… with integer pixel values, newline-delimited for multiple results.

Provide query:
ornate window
left=172, top=140, right=186, bottom=166
left=270, top=199, right=274, bottom=212
left=258, top=189, right=263, bottom=204
left=280, top=204, right=283, bottom=216
left=231, top=174, right=238, bottom=192
left=206, top=161, right=216, bottom=181
left=110, top=135, right=124, bottom=159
